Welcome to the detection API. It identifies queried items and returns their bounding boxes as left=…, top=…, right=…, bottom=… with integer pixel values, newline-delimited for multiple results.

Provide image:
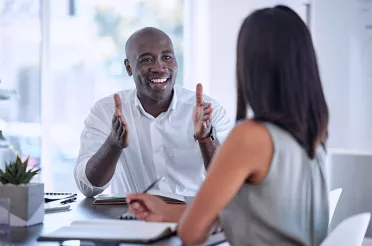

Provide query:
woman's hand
left=127, top=193, right=186, bottom=222
left=127, top=194, right=168, bottom=222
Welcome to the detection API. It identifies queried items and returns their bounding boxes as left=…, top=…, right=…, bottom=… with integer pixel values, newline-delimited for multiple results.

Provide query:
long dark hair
left=236, top=5, right=329, bottom=159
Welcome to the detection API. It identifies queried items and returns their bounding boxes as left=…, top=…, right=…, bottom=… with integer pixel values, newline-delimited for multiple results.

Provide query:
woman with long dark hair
left=128, top=5, right=329, bottom=245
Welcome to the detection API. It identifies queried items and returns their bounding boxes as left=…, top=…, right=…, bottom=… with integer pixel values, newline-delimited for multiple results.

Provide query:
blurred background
left=0, top=0, right=184, bottom=191
left=0, top=0, right=372, bottom=237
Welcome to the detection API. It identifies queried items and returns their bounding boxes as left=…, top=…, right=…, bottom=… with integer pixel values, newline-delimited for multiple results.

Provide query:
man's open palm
left=110, top=94, right=129, bottom=149
left=193, top=83, right=213, bottom=139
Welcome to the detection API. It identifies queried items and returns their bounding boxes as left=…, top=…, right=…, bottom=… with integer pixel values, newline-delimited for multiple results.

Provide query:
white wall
left=310, top=0, right=352, bottom=150
left=185, top=0, right=307, bottom=121
left=311, top=0, right=372, bottom=151
left=185, top=0, right=372, bottom=152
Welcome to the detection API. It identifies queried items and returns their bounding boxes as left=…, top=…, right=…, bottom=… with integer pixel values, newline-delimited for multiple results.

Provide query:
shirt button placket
left=150, top=121, right=168, bottom=191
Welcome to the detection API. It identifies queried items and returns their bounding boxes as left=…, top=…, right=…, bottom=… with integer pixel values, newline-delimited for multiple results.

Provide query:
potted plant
left=0, top=155, right=44, bottom=227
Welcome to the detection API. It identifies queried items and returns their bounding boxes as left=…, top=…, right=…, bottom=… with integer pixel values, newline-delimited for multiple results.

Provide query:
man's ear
left=124, top=59, right=132, bottom=76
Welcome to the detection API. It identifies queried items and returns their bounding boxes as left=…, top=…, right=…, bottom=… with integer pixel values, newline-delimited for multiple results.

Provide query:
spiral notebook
left=44, top=192, right=77, bottom=203
left=44, top=193, right=76, bottom=213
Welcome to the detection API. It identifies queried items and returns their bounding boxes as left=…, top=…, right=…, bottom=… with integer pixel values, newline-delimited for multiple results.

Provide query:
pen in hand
left=128, top=176, right=165, bottom=205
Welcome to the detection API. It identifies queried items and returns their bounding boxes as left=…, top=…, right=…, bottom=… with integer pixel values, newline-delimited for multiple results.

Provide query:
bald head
left=123, top=27, right=178, bottom=102
left=125, top=27, right=173, bottom=60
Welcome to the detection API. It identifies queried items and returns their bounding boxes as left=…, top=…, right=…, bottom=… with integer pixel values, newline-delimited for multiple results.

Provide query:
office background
left=0, top=0, right=184, bottom=192
left=1, top=1, right=372, bottom=237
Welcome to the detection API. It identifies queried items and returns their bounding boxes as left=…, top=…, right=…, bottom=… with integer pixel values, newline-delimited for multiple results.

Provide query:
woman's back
left=219, top=122, right=329, bottom=246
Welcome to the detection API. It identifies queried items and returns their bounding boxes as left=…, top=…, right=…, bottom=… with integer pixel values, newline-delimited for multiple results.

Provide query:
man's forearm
left=85, top=136, right=122, bottom=187
left=198, top=139, right=220, bottom=170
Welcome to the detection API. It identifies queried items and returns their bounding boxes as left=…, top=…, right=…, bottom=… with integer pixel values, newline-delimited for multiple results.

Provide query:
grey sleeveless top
left=219, top=123, right=329, bottom=246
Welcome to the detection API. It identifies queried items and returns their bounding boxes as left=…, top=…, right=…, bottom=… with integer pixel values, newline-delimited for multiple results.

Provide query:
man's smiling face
left=124, top=28, right=178, bottom=101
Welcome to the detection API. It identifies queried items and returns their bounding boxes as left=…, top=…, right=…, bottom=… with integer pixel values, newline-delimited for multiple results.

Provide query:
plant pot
left=0, top=183, right=44, bottom=227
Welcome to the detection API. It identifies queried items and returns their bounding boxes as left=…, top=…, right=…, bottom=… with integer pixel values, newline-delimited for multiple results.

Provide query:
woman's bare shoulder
left=229, top=120, right=270, bottom=144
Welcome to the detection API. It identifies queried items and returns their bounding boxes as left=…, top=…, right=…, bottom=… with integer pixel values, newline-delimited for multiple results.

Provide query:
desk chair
left=329, top=188, right=342, bottom=225
left=321, top=213, right=371, bottom=246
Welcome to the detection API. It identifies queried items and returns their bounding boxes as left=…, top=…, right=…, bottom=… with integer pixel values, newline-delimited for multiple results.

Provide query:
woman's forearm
left=164, top=204, right=187, bottom=222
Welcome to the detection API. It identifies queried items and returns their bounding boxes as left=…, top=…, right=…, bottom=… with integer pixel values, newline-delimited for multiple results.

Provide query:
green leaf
left=23, top=174, right=32, bottom=184
left=16, top=155, right=22, bottom=164
left=24, top=171, right=34, bottom=183
left=0, top=178, right=8, bottom=184
left=21, top=168, right=39, bottom=184
left=2, top=173, right=14, bottom=184
left=15, top=165, right=23, bottom=181
left=21, top=161, right=27, bottom=173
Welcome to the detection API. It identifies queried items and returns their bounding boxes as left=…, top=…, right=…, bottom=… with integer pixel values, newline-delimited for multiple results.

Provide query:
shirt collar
left=134, top=87, right=178, bottom=121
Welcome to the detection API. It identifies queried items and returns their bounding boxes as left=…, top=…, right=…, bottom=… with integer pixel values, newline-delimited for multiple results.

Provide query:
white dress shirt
left=74, top=85, right=232, bottom=197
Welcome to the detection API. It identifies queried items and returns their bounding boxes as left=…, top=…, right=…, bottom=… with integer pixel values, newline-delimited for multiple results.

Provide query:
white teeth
left=151, top=78, right=167, bottom=83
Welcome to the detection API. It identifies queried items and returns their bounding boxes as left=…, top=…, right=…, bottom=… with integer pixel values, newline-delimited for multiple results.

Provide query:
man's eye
left=163, top=56, right=171, bottom=60
left=141, top=58, right=151, bottom=63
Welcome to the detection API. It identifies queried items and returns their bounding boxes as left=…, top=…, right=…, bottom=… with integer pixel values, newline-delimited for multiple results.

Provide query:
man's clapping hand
left=193, top=83, right=213, bottom=139
left=110, top=94, right=129, bottom=149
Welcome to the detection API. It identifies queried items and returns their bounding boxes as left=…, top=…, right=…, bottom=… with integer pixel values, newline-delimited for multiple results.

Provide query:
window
left=0, top=0, right=185, bottom=191
left=0, top=0, right=41, bottom=173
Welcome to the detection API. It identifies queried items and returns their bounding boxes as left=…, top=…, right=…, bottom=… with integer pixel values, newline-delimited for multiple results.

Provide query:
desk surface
left=0, top=196, right=226, bottom=246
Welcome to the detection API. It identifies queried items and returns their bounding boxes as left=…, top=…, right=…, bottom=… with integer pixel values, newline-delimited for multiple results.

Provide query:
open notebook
left=93, top=190, right=186, bottom=205
left=38, top=219, right=177, bottom=244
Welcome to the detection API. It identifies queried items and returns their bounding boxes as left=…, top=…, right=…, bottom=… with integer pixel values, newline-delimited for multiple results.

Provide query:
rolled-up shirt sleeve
left=74, top=101, right=112, bottom=197
left=210, top=102, right=233, bottom=143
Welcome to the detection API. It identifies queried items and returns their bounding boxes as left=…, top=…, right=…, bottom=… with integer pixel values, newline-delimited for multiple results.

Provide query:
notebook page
left=95, top=193, right=127, bottom=200
left=71, top=219, right=177, bottom=230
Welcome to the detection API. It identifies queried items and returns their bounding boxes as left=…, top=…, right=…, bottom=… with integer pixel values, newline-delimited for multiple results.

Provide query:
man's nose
left=150, top=59, right=166, bottom=73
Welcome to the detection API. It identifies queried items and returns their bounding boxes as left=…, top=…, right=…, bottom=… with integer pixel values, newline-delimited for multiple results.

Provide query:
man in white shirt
left=74, top=27, right=232, bottom=197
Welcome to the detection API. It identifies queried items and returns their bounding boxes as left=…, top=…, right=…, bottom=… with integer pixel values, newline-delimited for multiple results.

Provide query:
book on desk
left=38, top=219, right=177, bottom=244
left=37, top=219, right=227, bottom=245
left=93, top=190, right=186, bottom=205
